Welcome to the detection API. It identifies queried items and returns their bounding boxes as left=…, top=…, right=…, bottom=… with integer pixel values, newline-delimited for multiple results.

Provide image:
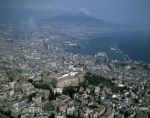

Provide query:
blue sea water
left=65, top=31, right=150, bottom=63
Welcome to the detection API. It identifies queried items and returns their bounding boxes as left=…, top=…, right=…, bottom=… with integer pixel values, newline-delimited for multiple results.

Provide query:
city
left=1, top=0, right=150, bottom=118
left=0, top=23, right=150, bottom=118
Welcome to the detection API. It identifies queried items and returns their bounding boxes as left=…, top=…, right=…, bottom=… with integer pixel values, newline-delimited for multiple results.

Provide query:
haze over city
left=1, top=0, right=150, bottom=29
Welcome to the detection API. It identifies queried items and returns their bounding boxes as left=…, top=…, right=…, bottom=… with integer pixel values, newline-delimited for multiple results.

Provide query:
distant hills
left=44, top=12, right=123, bottom=27
left=1, top=12, right=137, bottom=31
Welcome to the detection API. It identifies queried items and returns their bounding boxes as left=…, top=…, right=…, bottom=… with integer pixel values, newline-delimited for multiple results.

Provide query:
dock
left=114, top=45, right=131, bottom=61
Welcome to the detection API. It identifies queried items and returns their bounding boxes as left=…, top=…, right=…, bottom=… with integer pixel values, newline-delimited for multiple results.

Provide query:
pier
left=114, top=45, right=131, bottom=61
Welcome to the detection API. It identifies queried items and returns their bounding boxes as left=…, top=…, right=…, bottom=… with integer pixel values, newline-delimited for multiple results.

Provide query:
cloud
left=27, top=4, right=71, bottom=11
left=19, top=17, right=35, bottom=28
left=28, top=17, right=35, bottom=28
left=27, top=4, right=54, bottom=10
left=79, top=8, right=91, bottom=15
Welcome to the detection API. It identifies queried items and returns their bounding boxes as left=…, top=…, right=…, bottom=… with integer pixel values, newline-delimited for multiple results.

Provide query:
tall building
left=43, top=39, right=48, bottom=50
left=94, top=87, right=100, bottom=96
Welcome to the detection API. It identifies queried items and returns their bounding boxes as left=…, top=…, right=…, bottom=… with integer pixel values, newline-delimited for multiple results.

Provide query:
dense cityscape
left=0, top=22, right=150, bottom=118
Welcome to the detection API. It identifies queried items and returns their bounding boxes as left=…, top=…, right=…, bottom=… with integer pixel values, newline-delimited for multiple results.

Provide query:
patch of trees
left=28, top=79, right=33, bottom=83
left=63, top=86, right=78, bottom=98
left=28, top=92, right=36, bottom=101
left=120, top=63, right=128, bottom=67
left=143, top=65, right=150, bottom=71
left=133, top=99, right=139, bottom=104
left=66, top=114, right=79, bottom=118
left=28, top=83, right=58, bottom=100
left=130, top=67, right=136, bottom=70
left=85, top=73, right=129, bottom=93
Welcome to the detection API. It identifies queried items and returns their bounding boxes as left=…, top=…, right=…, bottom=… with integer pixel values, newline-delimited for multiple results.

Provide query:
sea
left=64, top=31, right=150, bottom=63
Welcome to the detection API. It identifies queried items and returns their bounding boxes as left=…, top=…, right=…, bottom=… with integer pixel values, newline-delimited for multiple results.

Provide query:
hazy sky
left=0, top=0, right=150, bottom=28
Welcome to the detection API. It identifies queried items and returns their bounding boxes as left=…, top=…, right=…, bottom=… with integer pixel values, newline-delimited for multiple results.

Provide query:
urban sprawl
left=0, top=23, right=150, bottom=118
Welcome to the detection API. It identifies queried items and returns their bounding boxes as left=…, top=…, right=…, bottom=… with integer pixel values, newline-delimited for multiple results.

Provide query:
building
left=43, top=90, right=50, bottom=100
left=14, top=83, right=22, bottom=92
left=67, top=106, right=75, bottom=115
left=6, top=88, right=14, bottom=97
left=10, top=101, right=28, bottom=118
left=56, top=95, right=71, bottom=103
left=94, top=87, right=100, bottom=96
left=9, top=81, right=17, bottom=89
left=59, top=104, right=67, bottom=113
left=54, top=112, right=66, bottom=118
left=102, top=108, right=115, bottom=118
left=52, top=72, right=79, bottom=88
left=0, top=91, right=6, bottom=101
left=90, top=111, right=98, bottom=118
left=32, top=94, right=42, bottom=104
left=96, top=105, right=106, bottom=117
left=53, top=88, right=63, bottom=94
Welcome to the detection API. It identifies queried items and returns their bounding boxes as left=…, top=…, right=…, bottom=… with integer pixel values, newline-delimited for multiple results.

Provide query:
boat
left=110, top=46, right=116, bottom=51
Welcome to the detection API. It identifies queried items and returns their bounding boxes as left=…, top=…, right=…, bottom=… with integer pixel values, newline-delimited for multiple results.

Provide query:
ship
left=110, top=46, right=116, bottom=51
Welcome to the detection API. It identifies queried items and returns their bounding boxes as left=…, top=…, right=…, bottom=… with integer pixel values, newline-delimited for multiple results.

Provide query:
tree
left=49, top=91, right=55, bottom=100
left=67, top=114, right=79, bottom=118
left=28, top=79, right=33, bottom=83
left=63, top=86, right=77, bottom=98
left=28, top=92, right=36, bottom=101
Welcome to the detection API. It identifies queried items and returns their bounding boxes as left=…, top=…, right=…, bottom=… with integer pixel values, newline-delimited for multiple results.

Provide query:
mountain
left=44, top=13, right=122, bottom=27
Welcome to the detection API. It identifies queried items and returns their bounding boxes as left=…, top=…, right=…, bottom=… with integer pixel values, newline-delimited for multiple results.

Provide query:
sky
left=0, top=0, right=150, bottom=28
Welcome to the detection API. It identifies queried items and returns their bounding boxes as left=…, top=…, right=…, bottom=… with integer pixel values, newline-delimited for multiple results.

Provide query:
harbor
left=113, top=45, right=131, bottom=61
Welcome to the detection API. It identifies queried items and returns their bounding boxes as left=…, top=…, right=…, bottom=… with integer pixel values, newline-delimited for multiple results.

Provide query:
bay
left=65, top=31, right=150, bottom=63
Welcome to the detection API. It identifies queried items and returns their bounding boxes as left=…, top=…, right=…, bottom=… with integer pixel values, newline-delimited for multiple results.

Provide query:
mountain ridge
left=44, top=12, right=122, bottom=27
